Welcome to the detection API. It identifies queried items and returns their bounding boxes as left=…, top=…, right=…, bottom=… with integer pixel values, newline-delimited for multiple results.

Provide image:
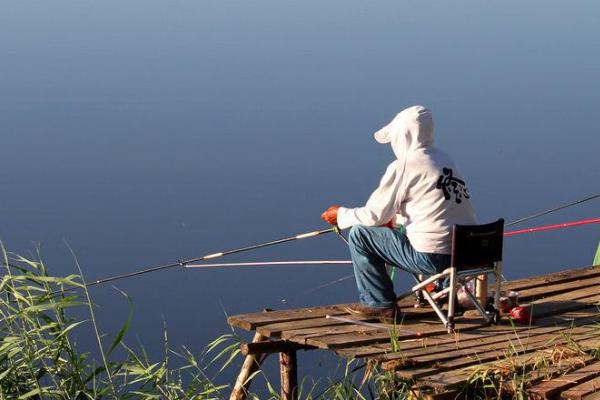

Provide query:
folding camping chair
left=406, top=219, right=504, bottom=332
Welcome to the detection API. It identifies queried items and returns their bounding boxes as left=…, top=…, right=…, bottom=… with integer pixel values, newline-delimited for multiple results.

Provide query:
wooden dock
left=228, top=265, right=600, bottom=399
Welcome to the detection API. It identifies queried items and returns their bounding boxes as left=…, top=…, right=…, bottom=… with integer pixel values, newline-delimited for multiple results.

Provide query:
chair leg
left=410, top=272, right=450, bottom=328
left=421, top=288, right=448, bottom=327
left=463, top=282, right=493, bottom=324
left=447, top=267, right=457, bottom=332
left=414, top=274, right=425, bottom=308
left=494, top=262, right=503, bottom=312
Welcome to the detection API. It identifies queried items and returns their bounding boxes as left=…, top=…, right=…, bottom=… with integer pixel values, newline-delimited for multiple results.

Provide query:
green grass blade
left=107, top=287, right=134, bottom=357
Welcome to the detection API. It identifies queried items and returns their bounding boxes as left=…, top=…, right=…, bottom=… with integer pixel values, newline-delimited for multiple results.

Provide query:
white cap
left=373, top=115, right=400, bottom=144
left=373, top=105, right=433, bottom=145
left=373, top=125, right=392, bottom=144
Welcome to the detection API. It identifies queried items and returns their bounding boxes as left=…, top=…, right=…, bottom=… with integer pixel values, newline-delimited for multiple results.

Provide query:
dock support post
left=280, top=349, right=298, bottom=400
left=476, top=274, right=488, bottom=309
left=230, top=332, right=266, bottom=400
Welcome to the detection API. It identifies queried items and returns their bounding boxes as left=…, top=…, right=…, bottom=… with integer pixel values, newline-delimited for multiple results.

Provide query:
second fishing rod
left=53, top=226, right=340, bottom=294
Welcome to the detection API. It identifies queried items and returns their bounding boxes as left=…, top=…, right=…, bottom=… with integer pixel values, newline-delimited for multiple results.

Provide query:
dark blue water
left=1, top=0, right=599, bottom=387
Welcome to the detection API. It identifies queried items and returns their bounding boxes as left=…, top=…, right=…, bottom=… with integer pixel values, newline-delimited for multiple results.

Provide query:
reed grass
left=0, top=244, right=231, bottom=399
left=0, top=244, right=416, bottom=399
left=11, top=242, right=599, bottom=399
left=461, top=315, right=600, bottom=399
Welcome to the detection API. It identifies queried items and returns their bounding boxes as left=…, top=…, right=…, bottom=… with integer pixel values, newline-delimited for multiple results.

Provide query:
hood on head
left=373, top=105, right=434, bottom=159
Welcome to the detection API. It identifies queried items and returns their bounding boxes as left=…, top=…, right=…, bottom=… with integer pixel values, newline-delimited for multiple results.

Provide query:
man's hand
left=321, top=205, right=341, bottom=225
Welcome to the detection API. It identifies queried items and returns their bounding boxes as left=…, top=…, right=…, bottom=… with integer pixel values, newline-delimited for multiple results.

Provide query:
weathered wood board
left=228, top=264, right=600, bottom=398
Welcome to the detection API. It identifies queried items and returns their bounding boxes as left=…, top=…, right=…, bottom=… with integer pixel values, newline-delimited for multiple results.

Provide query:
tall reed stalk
left=0, top=244, right=231, bottom=399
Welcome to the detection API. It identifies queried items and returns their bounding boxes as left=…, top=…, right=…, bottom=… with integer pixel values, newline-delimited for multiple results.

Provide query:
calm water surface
left=1, top=0, right=599, bottom=384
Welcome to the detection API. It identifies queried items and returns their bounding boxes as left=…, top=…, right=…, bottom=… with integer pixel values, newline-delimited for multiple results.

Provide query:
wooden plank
left=429, top=343, right=590, bottom=388
left=227, top=265, right=599, bottom=327
left=336, top=330, right=508, bottom=359
left=502, top=265, right=600, bottom=292
left=231, top=303, right=436, bottom=333
left=280, top=321, right=378, bottom=340
left=562, top=376, right=600, bottom=400
left=297, top=318, right=490, bottom=349
left=393, top=273, right=600, bottom=324
left=241, top=340, right=313, bottom=355
left=335, top=309, right=600, bottom=359
left=379, top=313, right=600, bottom=364
left=230, top=296, right=446, bottom=332
left=336, top=325, right=517, bottom=359
left=409, top=389, right=459, bottom=399
left=310, top=289, right=600, bottom=352
left=255, top=313, right=381, bottom=338
left=526, top=290, right=600, bottom=320
left=422, top=353, right=593, bottom=391
left=231, top=268, right=600, bottom=336
left=501, top=349, right=600, bottom=397
left=384, top=326, right=598, bottom=370
left=279, top=318, right=447, bottom=345
left=228, top=304, right=352, bottom=330
left=383, top=329, right=600, bottom=373
left=528, top=360, right=600, bottom=399
left=500, top=354, right=597, bottom=398
left=245, top=292, right=595, bottom=356
left=227, top=266, right=599, bottom=332
left=437, top=331, right=599, bottom=372
left=517, top=275, right=600, bottom=302
left=397, top=367, right=441, bottom=380
left=419, top=335, right=600, bottom=390
left=402, top=273, right=600, bottom=323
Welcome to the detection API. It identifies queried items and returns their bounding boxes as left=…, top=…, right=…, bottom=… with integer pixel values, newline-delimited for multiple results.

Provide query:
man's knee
left=348, top=225, right=370, bottom=248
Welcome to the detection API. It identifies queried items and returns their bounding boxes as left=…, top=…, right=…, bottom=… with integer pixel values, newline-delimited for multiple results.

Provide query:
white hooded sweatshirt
left=337, top=106, right=477, bottom=254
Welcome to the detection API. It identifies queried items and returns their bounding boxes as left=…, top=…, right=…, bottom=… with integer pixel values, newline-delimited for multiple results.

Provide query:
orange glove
left=321, top=205, right=340, bottom=225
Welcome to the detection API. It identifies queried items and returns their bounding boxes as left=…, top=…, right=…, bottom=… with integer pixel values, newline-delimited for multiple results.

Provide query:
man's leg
left=347, top=225, right=442, bottom=309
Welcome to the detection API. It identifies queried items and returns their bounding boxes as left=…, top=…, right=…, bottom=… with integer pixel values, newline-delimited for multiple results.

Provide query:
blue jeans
left=347, top=225, right=451, bottom=308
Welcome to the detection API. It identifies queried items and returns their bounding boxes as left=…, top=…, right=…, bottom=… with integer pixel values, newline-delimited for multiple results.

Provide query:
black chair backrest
left=451, top=218, right=504, bottom=271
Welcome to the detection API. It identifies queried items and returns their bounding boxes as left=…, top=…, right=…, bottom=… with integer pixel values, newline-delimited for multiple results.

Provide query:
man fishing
left=321, top=105, right=477, bottom=321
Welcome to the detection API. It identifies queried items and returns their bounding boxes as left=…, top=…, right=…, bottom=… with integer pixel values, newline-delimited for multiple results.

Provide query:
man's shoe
left=344, top=303, right=401, bottom=324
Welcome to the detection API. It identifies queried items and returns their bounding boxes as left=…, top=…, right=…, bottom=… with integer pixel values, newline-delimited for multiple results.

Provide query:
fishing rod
left=503, top=217, right=600, bottom=237
left=505, top=193, right=600, bottom=227
left=51, top=227, right=338, bottom=294
left=184, top=260, right=352, bottom=269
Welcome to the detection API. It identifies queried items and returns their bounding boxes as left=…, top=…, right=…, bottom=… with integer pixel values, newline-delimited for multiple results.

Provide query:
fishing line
left=300, top=274, right=355, bottom=294
left=333, top=226, right=349, bottom=245
left=280, top=273, right=355, bottom=305
left=279, top=226, right=354, bottom=305
left=505, top=193, right=600, bottom=227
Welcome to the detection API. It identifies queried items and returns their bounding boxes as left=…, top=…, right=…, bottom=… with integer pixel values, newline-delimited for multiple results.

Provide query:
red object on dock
left=509, top=306, right=533, bottom=324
